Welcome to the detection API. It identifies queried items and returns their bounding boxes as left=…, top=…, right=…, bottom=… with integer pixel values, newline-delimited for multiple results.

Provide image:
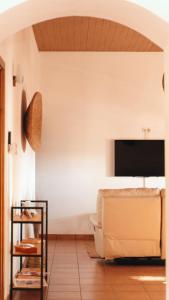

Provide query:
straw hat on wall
left=24, top=92, right=42, bottom=151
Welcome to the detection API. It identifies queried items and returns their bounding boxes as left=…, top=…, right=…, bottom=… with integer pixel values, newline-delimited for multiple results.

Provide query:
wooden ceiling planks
left=32, top=16, right=162, bottom=52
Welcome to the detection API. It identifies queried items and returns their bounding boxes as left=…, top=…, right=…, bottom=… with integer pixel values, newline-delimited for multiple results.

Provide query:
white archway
left=0, top=0, right=169, bottom=49
left=129, top=0, right=169, bottom=24
left=0, top=1, right=169, bottom=299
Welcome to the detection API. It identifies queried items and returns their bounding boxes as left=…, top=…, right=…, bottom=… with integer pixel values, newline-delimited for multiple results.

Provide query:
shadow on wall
left=48, top=213, right=94, bottom=234
left=105, top=139, right=115, bottom=177
left=21, top=90, right=27, bottom=152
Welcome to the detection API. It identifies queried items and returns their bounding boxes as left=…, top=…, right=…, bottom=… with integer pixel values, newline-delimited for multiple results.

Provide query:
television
left=115, top=140, right=165, bottom=177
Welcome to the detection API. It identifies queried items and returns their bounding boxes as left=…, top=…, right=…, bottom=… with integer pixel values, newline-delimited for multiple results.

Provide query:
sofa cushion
left=103, top=195, right=161, bottom=240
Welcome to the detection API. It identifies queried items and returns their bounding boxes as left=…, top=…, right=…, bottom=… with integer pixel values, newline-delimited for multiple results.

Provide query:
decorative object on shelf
left=23, top=92, right=42, bottom=152
left=22, top=200, right=38, bottom=218
left=15, top=243, right=37, bottom=254
left=14, top=267, right=48, bottom=289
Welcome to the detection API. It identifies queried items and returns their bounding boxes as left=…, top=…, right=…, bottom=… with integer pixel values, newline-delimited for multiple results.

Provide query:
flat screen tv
left=115, top=140, right=165, bottom=177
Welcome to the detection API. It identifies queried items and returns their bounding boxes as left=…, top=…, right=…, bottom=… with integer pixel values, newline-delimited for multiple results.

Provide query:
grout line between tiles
left=47, top=238, right=57, bottom=299
left=140, top=283, right=153, bottom=300
left=76, top=240, right=82, bottom=300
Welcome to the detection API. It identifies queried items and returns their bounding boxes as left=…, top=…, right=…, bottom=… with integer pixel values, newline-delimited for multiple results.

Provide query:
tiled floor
left=13, top=239, right=166, bottom=300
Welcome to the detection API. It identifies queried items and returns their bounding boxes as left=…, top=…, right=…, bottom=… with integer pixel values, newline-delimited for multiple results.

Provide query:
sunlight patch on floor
left=131, top=275, right=166, bottom=282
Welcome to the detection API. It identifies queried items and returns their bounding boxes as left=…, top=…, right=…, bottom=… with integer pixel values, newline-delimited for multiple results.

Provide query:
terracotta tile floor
left=13, top=239, right=166, bottom=300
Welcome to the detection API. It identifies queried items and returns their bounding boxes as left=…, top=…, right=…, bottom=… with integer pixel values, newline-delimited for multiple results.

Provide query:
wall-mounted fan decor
left=24, top=92, right=42, bottom=151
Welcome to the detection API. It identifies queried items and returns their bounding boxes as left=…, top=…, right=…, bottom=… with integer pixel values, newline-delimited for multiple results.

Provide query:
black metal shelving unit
left=10, top=200, right=48, bottom=300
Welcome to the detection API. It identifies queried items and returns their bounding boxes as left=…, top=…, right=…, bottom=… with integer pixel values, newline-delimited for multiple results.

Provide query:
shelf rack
left=10, top=200, right=48, bottom=300
left=21, top=200, right=48, bottom=276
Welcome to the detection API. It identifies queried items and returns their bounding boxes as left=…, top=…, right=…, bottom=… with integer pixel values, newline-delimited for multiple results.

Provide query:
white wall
left=36, top=52, right=165, bottom=234
left=0, top=27, right=40, bottom=299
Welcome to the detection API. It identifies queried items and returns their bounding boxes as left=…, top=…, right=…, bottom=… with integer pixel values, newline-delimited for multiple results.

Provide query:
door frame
left=0, top=56, right=5, bottom=300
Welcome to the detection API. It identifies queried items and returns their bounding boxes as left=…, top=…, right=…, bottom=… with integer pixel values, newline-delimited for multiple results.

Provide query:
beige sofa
left=90, top=188, right=166, bottom=260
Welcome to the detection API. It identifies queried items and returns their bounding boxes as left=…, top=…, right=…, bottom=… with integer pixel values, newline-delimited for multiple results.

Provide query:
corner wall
left=36, top=52, right=165, bottom=234
left=0, top=27, right=40, bottom=299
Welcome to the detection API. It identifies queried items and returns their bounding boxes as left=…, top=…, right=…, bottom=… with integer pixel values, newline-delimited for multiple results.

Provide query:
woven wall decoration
left=24, top=92, right=42, bottom=151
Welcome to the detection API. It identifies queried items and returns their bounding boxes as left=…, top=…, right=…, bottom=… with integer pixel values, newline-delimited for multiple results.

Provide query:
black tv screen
left=115, top=140, right=165, bottom=177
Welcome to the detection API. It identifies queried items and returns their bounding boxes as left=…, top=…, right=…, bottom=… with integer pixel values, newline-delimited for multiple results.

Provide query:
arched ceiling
left=0, top=0, right=169, bottom=49
left=33, top=16, right=162, bottom=52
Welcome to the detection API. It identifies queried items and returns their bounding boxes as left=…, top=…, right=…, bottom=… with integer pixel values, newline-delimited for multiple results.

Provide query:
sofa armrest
left=90, top=214, right=101, bottom=228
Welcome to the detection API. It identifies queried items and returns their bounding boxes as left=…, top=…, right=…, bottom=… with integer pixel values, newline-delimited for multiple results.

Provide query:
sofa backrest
left=97, top=188, right=160, bottom=228
left=102, top=195, right=161, bottom=242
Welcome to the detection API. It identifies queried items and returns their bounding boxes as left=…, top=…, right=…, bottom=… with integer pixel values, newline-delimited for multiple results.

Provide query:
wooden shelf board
left=21, top=267, right=46, bottom=273
left=13, top=284, right=47, bottom=289
left=21, top=238, right=41, bottom=244
left=13, top=214, right=42, bottom=223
